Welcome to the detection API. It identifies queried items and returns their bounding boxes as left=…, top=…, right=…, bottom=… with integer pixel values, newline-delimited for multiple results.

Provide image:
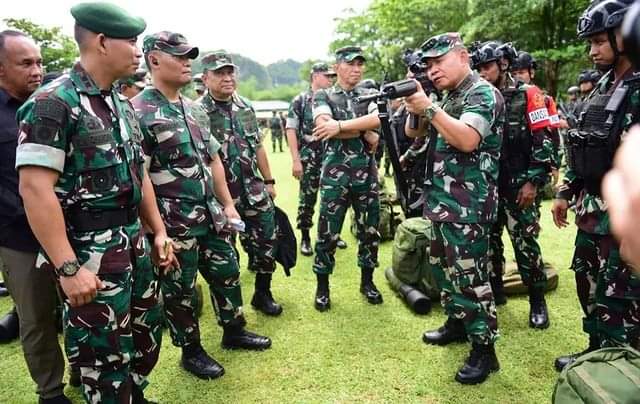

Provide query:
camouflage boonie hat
left=119, top=70, right=147, bottom=88
left=420, top=32, right=464, bottom=58
left=201, top=50, right=237, bottom=72
left=143, top=31, right=199, bottom=59
left=335, top=46, right=366, bottom=63
left=311, top=62, right=336, bottom=76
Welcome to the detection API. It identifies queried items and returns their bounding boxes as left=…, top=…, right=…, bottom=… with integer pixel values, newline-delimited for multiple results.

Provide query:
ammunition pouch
left=566, top=130, right=612, bottom=195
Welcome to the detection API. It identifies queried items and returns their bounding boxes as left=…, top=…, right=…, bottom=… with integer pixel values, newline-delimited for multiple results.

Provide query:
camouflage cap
left=118, top=70, right=147, bottom=88
left=71, top=2, right=146, bottom=39
left=335, top=46, right=366, bottom=63
left=310, top=62, right=336, bottom=76
left=420, top=32, right=465, bottom=59
left=142, top=31, right=199, bottom=59
left=201, top=50, right=237, bottom=72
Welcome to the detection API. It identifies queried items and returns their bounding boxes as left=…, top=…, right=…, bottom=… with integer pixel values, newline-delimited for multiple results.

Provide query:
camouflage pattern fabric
left=132, top=88, right=244, bottom=347
left=423, top=71, right=503, bottom=345
left=572, top=230, right=640, bottom=347
left=15, top=63, right=162, bottom=403
left=429, top=222, right=499, bottom=345
left=420, top=32, right=464, bottom=58
left=286, top=89, right=323, bottom=230
left=488, top=74, right=551, bottom=294
left=197, top=93, right=276, bottom=274
left=270, top=116, right=283, bottom=152
left=311, top=84, right=380, bottom=274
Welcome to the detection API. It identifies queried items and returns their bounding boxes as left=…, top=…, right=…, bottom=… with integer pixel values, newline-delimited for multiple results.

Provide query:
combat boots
left=300, top=229, right=313, bottom=257
left=251, top=273, right=283, bottom=316
left=0, top=306, right=19, bottom=343
left=222, top=325, right=272, bottom=350
left=39, top=395, right=72, bottom=404
left=455, top=343, right=500, bottom=385
left=132, top=383, right=158, bottom=404
left=315, top=273, right=330, bottom=311
left=181, top=343, right=225, bottom=380
left=423, top=317, right=467, bottom=346
left=554, top=335, right=599, bottom=372
left=528, top=286, right=549, bottom=329
left=490, top=273, right=507, bottom=306
left=360, top=267, right=383, bottom=304
left=336, top=238, right=348, bottom=249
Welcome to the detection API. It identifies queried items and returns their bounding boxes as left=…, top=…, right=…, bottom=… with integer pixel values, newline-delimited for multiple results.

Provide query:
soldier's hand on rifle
left=404, top=80, right=431, bottom=115
left=363, top=131, right=379, bottom=154
left=517, top=181, right=537, bottom=208
left=266, top=184, right=276, bottom=199
left=152, top=234, right=180, bottom=274
left=551, top=198, right=570, bottom=228
left=292, top=158, right=303, bottom=180
left=60, top=267, right=104, bottom=307
left=313, top=118, right=340, bottom=140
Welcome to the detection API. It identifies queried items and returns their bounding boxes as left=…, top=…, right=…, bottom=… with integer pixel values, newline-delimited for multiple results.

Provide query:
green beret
left=420, top=32, right=465, bottom=59
left=335, top=46, right=366, bottom=63
left=71, top=2, right=146, bottom=39
left=201, top=50, right=237, bottom=72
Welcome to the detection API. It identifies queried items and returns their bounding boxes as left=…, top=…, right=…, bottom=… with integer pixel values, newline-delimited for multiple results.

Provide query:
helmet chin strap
left=608, top=29, right=623, bottom=67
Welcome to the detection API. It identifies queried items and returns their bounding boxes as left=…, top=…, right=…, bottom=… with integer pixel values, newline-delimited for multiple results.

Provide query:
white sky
left=1, top=0, right=372, bottom=65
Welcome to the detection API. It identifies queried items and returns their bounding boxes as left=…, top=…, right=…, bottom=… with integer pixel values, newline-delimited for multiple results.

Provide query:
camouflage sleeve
left=136, top=114, right=156, bottom=169
left=15, top=95, right=70, bottom=173
left=622, top=86, right=640, bottom=136
left=312, top=89, right=332, bottom=120
left=526, top=128, right=552, bottom=186
left=460, top=82, right=497, bottom=140
left=286, top=94, right=301, bottom=130
left=556, top=166, right=583, bottom=201
left=401, top=136, right=427, bottom=165
left=206, top=129, right=221, bottom=156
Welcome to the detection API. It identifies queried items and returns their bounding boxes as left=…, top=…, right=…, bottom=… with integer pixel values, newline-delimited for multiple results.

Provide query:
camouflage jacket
left=15, top=62, right=145, bottom=215
left=197, top=92, right=269, bottom=206
left=269, top=116, right=282, bottom=133
left=557, top=69, right=640, bottom=235
left=499, top=74, right=552, bottom=193
left=132, top=87, right=226, bottom=237
left=286, top=89, right=322, bottom=162
left=424, top=71, right=504, bottom=224
left=312, top=84, right=378, bottom=170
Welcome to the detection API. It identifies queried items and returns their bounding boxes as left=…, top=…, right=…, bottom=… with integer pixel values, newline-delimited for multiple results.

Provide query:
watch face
left=61, top=261, right=80, bottom=276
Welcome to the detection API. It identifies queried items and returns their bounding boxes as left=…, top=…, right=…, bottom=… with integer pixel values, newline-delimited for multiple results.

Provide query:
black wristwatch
left=264, top=179, right=276, bottom=185
left=55, top=260, right=81, bottom=278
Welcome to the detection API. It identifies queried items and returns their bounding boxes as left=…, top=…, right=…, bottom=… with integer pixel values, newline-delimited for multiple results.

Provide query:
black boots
left=423, top=318, right=467, bottom=346
left=336, top=238, right=347, bottom=249
left=0, top=281, right=9, bottom=297
left=315, top=273, right=330, bottom=312
left=300, top=229, right=313, bottom=256
left=39, top=395, right=72, bottom=404
left=132, top=384, right=157, bottom=404
left=554, top=335, right=599, bottom=372
left=69, top=366, right=81, bottom=387
left=455, top=343, right=500, bottom=385
left=529, top=286, right=550, bottom=329
left=490, top=273, right=507, bottom=306
left=222, top=325, right=272, bottom=350
left=251, top=273, right=282, bottom=316
left=0, top=306, right=19, bottom=343
left=181, top=343, right=225, bottom=380
left=360, top=267, right=383, bottom=304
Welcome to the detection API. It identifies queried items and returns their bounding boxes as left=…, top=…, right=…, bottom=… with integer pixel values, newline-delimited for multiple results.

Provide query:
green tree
left=4, top=18, right=78, bottom=73
left=267, top=59, right=302, bottom=86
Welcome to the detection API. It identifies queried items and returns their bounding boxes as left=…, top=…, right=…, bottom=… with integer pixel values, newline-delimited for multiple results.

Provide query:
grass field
left=0, top=144, right=582, bottom=404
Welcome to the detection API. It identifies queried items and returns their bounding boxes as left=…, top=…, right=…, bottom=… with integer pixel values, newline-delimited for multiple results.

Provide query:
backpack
left=390, top=217, right=439, bottom=299
left=553, top=347, right=640, bottom=404
left=349, top=181, right=403, bottom=242
left=503, top=261, right=559, bottom=295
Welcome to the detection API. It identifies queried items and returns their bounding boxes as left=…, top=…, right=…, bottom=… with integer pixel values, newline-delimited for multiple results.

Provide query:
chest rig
left=501, top=85, right=531, bottom=174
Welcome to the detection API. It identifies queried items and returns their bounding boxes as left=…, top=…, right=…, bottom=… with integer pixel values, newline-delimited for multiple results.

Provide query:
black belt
left=67, top=207, right=139, bottom=232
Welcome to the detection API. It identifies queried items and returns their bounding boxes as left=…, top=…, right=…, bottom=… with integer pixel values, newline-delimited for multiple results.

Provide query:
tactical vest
left=328, top=89, right=371, bottom=155
left=501, top=85, right=531, bottom=175
left=567, top=77, right=639, bottom=194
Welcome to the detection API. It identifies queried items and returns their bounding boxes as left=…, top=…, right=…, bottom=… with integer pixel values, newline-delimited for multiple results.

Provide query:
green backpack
left=349, top=182, right=403, bottom=242
left=391, top=217, right=439, bottom=299
left=553, top=347, right=640, bottom=404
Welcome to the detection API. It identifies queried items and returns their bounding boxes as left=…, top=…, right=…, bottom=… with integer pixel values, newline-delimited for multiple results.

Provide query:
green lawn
left=0, top=145, right=582, bottom=404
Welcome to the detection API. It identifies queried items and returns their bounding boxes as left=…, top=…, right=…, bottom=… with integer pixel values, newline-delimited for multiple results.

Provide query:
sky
left=1, top=0, right=372, bottom=65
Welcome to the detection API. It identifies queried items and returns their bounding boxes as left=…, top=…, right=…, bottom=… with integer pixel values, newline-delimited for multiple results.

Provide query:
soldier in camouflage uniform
left=311, top=46, right=383, bottom=311
left=15, top=3, right=178, bottom=403
left=285, top=62, right=335, bottom=256
left=552, top=0, right=640, bottom=371
left=117, top=69, right=147, bottom=99
left=134, top=32, right=271, bottom=380
left=473, top=41, right=553, bottom=329
left=404, top=33, right=504, bottom=385
left=196, top=51, right=283, bottom=316
left=269, top=111, right=284, bottom=152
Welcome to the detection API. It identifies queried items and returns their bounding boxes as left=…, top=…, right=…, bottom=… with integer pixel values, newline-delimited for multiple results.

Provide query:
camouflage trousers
left=50, top=221, right=162, bottom=404
left=272, top=131, right=283, bottom=152
left=429, top=221, right=499, bottom=345
left=571, top=230, right=640, bottom=347
left=313, top=161, right=380, bottom=274
left=296, top=154, right=322, bottom=230
left=488, top=193, right=547, bottom=293
left=237, top=196, right=277, bottom=274
left=162, top=230, right=245, bottom=348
